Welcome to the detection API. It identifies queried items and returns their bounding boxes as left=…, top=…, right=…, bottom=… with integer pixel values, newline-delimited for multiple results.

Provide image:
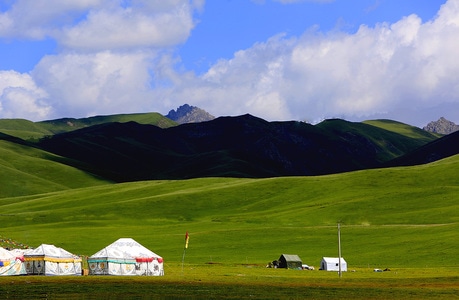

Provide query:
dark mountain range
left=36, top=114, right=440, bottom=182
left=423, top=117, right=459, bottom=135
left=166, top=104, right=215, bottom=124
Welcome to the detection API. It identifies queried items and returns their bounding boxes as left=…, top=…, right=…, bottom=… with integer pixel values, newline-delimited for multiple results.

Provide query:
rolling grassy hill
left=363, top=119, right=443, bottom=140
left=316, top=118, right=436, bottom=162
left=0, top=134, right=110, bottom=198
left=0, top=112, right=177, bottom=140
left=38, top=112, right=177, bottom=133
left=1, top=154, right=458, bottom=269
left=0, top=119, right=54, bottom=140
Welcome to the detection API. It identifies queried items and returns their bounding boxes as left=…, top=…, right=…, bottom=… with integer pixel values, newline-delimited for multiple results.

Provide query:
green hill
left=38, top=112, right=177, bottom=133
left=0, top=135, right=110, bottom=198
left=318, top=119, right=437, bottom=162
left=0, top=112, right=177, bottom=140
left=1, top=154, right=458, bottom=269
left=0, top=119, right=53, bottom=140
left=363, top=119, right=442, bottom=140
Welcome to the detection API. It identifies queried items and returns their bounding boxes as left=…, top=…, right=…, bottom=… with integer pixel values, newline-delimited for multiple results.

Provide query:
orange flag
left=185, top=231, right=189, bottom=249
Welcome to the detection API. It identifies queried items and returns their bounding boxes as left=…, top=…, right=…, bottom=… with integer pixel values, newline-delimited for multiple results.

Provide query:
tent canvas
left=88, top=238, right=164, bottom=276
left=278, top=254, right=302, bottom=269
left=24, top=244, right=82, bottom=276
left=320, top=257, right=347, bottom=272
left=0, top=247, right=26, bottom=276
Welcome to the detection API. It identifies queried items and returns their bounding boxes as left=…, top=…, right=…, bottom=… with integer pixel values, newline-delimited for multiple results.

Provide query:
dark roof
left=279, top=254, right=302, bottom=262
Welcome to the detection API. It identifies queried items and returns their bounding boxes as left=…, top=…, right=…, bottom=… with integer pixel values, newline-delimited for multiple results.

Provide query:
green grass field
left=1, top=151, right=458, bottom=298
left=2, top=155, right=459, bottom=266
left=0, top=139, right=110, bottom=198
left=1, top=265, right=458, bottom=299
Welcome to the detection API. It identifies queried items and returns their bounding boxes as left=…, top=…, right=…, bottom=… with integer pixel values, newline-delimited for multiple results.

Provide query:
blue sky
left=180, top=0, right=445, bottom=74
left=0, top=0, right=457, bottom=127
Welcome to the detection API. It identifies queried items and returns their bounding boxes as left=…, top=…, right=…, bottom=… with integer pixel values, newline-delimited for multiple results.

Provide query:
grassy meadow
left=1, top=154, right=459, bottom=266
left=0, top=139, right=110, bottom=198
left=1, top=149, right=459, bottom=298
left=1, top=265, right=458, bottom=299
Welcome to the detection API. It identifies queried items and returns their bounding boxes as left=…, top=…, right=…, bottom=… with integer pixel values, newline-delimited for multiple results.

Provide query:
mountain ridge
left=2, top=111, right=457, bottom=184
left=35, top=114, right=440, bottom=181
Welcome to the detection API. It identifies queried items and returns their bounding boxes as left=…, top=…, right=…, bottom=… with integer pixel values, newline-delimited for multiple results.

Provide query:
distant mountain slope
left=39, top=112, right=177, bottom=132
left=0, top=119, right=54, bottom=140
left=37, top=114, right=438, bottom=181
left=166, top=104, right=215, bottom=124
left=384, top=130, right=459, bottom=167
left=317, top=119, right=437, bottom=162
left=363, top=119, right=439, bottom=142
left=0, top=133, right=110, bottom=198
left=423, top=117, right=459, bottom=135
left=0, top=112, right=176, bottom=140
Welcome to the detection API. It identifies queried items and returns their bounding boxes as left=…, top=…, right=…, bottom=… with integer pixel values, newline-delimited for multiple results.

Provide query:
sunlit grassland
left=1, top=155, right=459, bottom=270
left=1, top=155, right=459, bottom=299
left=0, top=140, right=110, bottom=198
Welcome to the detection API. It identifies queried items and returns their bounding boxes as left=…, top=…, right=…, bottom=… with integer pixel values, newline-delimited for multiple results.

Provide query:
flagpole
left=182, top=231, right=189, bottom=274
left=338, top=222, right=342, bottom=278
left=181, top=248, right=186, bottom=273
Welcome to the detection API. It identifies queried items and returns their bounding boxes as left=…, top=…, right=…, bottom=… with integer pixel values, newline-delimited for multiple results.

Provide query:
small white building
left=320, top=257, right=347, bottom=272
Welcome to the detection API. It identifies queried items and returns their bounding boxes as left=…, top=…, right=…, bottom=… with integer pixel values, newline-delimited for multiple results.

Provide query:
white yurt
left=0, top=247, right=27, bottom=276
left=24, top=244, right=82, bottom=275
left=88, top=238, right=164, bottom=276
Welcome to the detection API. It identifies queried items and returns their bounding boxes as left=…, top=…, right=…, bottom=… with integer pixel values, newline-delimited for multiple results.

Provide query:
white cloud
left=32, top=51, right=156, bottom=118
left=0, top=0, right=105, bottom=39
left=159, top=0, right=459, bottom=126
left=59, top=1, right=198, bottom=51
left=0, top=0, right=200, bottom=51
left=1, top=0, right=458, bottom=127
left=0, top=0, right=202, bottom=120
left=0, top=71, right=51, bottom=120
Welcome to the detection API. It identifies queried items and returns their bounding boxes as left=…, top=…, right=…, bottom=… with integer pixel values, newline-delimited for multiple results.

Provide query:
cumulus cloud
left=32, top=51, right=155, bottom=118
left=0, top=0, right=202, bottom=120
left=0, top=71, right=51, bottom=120
left=59, top=1, right=198, bottom=51
left=0, top=0, right=458, bottom=126
left=159, top=0, right=459, bottom=125
left=0, top=0, right=201, bottom=50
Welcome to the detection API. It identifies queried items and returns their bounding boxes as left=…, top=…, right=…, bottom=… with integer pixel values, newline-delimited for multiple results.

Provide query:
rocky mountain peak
left=423, top=117, right=459, bottom=135
left=166, top=104, right=215, bottom=124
